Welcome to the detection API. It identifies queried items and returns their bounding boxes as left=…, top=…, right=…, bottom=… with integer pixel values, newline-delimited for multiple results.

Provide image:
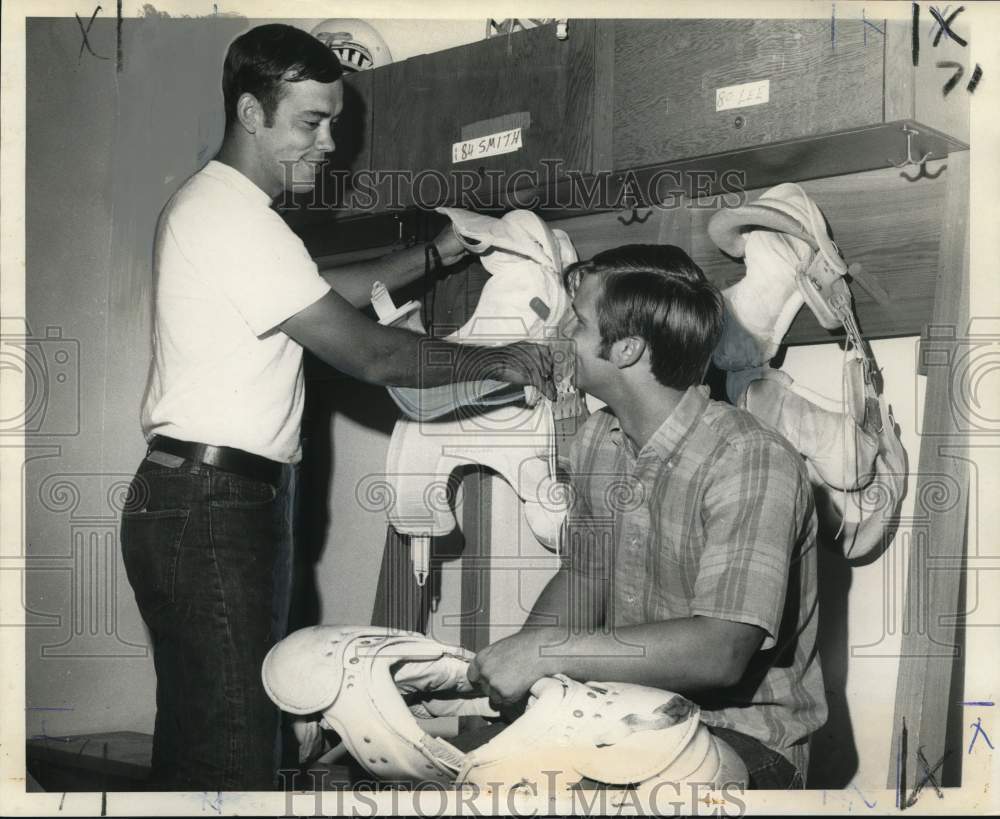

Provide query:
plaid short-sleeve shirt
left=563, top=385, right=828, bottom=775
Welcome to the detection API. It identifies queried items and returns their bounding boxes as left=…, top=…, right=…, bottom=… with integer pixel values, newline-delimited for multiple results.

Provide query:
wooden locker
left=370, top=21, right=596, bottom=210
left=609, top=18, right=970, bottom=170
left=611, top=19, right=885, bottom=169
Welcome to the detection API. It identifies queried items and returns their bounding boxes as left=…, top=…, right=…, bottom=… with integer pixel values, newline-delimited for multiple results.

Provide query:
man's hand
left=433, top=224, right=467, bottom=267
left=467, top=629, right=559, bottom=710
left=487, top=341, right=556, bottom=400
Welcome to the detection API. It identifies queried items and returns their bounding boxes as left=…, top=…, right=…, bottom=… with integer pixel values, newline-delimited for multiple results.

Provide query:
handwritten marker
left=116, top=0, right=124, bottom=73
left=930, top=5, right=968, bottom=48
left=896, top=717, right=907, bottom=809
left=961, top=700, right=994, bottom=706
left=939, top=60, right=964, bottom=96
left=101, top=742, right=108, bottom=816
left=968, top=716, right=994, bottom=754
left=75, top=8, right=108, bottom=63
left=966, top=64, right=983, bottom=94
left=852, top=783, right=877, bottom=809
left=916, top=748, right=943, bottom=799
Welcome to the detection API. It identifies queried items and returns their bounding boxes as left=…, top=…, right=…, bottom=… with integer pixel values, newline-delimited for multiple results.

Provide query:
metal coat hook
left=619, top=205, right=651, bottom=226
left=899, top=161, right=947, bottom=182
left=888, top=125, right=934, bottom=169
left=617, top=181, right=651, bottom=226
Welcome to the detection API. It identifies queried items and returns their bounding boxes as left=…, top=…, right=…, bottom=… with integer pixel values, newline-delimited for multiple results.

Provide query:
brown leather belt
left=148, top=435, right=283, bottom=487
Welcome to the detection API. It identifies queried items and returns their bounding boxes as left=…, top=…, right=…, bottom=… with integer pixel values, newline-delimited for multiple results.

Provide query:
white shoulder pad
left=262, top=625, right=363, bottom=714
left=265, top=626, right=489, bottom=784
left=459, top=676, right=726, bottom=789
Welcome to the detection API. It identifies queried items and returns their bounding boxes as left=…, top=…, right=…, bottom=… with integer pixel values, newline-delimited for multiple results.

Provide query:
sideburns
left=597, top=338, right=612, bottom=362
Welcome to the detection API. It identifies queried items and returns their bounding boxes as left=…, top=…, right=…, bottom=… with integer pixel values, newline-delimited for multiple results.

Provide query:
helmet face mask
left=313, top=34, right=374, bottom=72
left=310, top=19, right=394, bottom=72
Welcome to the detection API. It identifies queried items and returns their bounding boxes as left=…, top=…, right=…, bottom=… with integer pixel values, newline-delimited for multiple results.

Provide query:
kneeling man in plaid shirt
left=467, top=244, right=828, bottom=789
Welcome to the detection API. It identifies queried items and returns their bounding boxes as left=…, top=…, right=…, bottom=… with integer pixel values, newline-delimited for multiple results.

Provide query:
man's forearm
left=529, top=618, right=759, bottom=694
left=343, top=326, right=540, bottom=391
left=281, top=289, right=550, bottom=394
left=522, top=566, right=605, bottom=632
left=318, top=243, right=429, bottom=308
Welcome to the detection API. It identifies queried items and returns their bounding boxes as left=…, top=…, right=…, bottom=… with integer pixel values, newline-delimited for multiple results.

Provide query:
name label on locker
left=715, top=79, right=770, bottom=112
left=452, top=127, right=523, bottom=163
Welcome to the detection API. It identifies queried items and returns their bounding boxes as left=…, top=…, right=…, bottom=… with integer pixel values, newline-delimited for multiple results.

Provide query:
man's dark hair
left=564, top=244, right=723, bottom=390
left=223, top=24, right=342, bottom=130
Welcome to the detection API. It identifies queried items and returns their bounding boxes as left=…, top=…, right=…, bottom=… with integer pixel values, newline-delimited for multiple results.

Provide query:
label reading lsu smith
left=452, top=127, right=523, bottom=163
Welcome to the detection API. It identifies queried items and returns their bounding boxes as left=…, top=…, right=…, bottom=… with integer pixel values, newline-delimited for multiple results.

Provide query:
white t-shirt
left=141, top=160, right=331, bottom=463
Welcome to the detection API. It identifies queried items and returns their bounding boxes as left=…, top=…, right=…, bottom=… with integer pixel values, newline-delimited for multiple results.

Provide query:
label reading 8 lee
left=715, top=79, right=770, bottom=112
left=452, top=127, right=523, bottom=163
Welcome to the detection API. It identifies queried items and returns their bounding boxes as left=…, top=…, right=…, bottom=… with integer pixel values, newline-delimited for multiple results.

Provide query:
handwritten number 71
left=911, top=3, right=983, bottom=95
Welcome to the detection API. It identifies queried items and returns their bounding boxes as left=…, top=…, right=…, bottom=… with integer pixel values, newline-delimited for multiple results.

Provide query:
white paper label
left=452, top=127, right=523, bottom=163
left=715, top=79, right=770, bottom=112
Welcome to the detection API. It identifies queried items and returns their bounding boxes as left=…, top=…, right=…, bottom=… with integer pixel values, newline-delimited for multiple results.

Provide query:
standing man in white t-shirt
left=120, top=23, right=553, bottom=791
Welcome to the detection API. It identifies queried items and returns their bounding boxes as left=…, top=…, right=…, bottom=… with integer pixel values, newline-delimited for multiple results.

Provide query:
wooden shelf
left=285, top=18, right=970, bottom=347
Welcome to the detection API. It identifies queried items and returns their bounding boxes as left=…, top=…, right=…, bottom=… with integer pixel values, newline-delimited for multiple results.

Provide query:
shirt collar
left=608, top=385, right=711, bottom=464
left=202, top=160, right=273, bottom=206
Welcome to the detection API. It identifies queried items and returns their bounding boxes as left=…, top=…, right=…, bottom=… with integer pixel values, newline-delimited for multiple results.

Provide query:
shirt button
left=630, top=537, right=639, bottom=548
left=625, top=593, right=636, bottom=603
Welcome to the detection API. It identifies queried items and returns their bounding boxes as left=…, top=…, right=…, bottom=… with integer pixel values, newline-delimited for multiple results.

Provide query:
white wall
left=783, top=337, right=924, bottom=789
left=23, top=16, right=249, bottom=738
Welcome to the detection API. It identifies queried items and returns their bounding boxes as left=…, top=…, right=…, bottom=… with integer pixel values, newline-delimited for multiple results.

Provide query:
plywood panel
left=591, top=20, right=616, bottom=174
left=612, top=19, right=885, bottom=170
left=549, top=208, right=663, bottom=261
left=339, top=69, right=375, bottom=173
left=691, top=162, right=948, bottom=343
left=887, top=150, right=970, bottom=793
left=884, top=20, right=916, bottom=123
left=884, top=19, right=970, bottom=146
left=551, top=161, right=948, bottom=345
left=372, top=22, right=595, bottom=209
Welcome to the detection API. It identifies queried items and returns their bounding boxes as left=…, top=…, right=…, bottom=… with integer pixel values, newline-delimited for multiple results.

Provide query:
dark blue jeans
left=120, top=453, right=295, bottom=790
left=705, top=726, right=804, bottom=789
